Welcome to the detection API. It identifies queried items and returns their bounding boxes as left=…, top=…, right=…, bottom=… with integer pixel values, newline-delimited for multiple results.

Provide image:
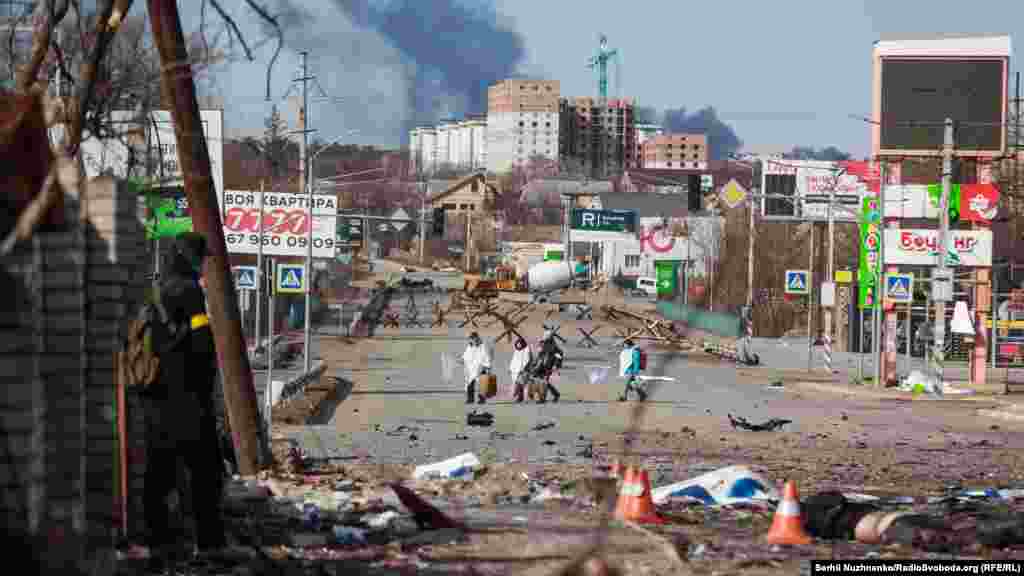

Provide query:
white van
left=634, top=276, right=658, bottom=297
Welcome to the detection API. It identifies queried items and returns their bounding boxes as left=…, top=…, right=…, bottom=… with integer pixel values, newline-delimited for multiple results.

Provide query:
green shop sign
left=858, top=196, right=881, bottom=309
left=655, top=260, right=680, bottom=297
left=570, top=209, right=637, bottom=234
left=132, top=179, right=193, bottom=240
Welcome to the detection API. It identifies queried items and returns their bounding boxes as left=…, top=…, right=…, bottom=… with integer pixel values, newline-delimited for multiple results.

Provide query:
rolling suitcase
left=479, top=373, right=498, bottom=398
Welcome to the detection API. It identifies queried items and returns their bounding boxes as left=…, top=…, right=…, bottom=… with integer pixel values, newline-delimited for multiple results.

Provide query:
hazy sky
left=167, top=0, right=1021, bottom=158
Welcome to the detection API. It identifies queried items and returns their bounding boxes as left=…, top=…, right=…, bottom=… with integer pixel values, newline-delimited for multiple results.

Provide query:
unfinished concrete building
left=559, top=97, right=637, bottom=179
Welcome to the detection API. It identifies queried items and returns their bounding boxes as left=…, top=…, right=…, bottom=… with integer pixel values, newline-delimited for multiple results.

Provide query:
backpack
left=638, top=348, right=647, bottom=371
left=120, top=285, right=176, bottom=389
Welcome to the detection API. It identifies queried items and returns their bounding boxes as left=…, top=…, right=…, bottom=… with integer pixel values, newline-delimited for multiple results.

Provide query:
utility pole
left=747, top=192, right=755, bottom=309
left=418, top=167, right=426, bottom=264
left=147, top=0, right=264, bottom=474
left=823, top=169, right=836, bottom=371
left=295, top=51, right=317, bottom=374
left=932, top=118, right=955, bottom=387
left=873, top=162, right=887, bottom=388
left=255, top=181, right=265, bottom=365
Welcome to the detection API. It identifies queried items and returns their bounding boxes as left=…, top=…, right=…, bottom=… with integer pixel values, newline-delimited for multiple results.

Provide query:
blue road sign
left=233, top=266, right=258, bottom=290
left=885, top=273, right=914, bottom=303
left=276, top=264, right=305, bottom=294
left=784, top=269, right=810, bottom=295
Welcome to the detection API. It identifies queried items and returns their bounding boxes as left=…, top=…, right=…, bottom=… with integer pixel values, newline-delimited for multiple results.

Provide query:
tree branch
left=16, top=0, right=71, bottom=92
left=240, top=0, right=281, bottom=100
left=67, top=0, right=134, bottom=156
left=209, top=0, right=253, bottom=62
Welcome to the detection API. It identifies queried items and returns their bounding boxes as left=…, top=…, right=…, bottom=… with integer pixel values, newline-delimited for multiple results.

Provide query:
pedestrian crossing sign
left=885, top=273, right=914, bottom=303
left=233, top=266, right=258, bottom=290
left=276, top=264, right=305, bottom=294
left=784, top=270, right=810, bottom=295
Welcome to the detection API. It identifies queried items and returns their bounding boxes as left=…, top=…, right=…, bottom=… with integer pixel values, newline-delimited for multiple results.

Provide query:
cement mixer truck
left=525, top=260, right=574, bottom=295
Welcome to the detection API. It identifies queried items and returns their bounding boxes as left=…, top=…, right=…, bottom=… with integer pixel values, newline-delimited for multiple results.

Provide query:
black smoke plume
left=332, top=0, right=526, bottom=141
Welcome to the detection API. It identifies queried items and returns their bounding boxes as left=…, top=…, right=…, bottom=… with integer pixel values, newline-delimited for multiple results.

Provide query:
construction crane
left=586, top=34, right=620, bottom=102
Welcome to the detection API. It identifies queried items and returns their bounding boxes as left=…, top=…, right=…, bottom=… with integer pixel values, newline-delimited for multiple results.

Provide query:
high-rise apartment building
left=559, top=97, right=636, bottom=178
left=640, top=133, right=708, bottom=170
left=409, top=116, right=487, bottom=174
left=486, top=79, right=560, bottom=174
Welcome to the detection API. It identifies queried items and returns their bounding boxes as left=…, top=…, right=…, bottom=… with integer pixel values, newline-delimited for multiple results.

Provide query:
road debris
left=728, top=413, right=792, bottom=432
left=466, top=410, right=494, bottom=427
left=652, top=465, right=779, bottom=506
left=412, top=452, right=481, bottom=481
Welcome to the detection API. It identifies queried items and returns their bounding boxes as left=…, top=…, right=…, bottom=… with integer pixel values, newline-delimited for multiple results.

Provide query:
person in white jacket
left=509, top=337, right=533, bottom=403
left=462, top=332, right=492, bottom=404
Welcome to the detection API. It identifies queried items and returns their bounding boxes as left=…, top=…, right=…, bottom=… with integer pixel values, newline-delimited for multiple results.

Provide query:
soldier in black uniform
left=143, top=232, right=226, bottom=569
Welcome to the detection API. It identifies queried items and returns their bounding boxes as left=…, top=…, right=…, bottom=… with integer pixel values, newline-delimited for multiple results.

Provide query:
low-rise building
left=640, top=133, right=708, bottom=170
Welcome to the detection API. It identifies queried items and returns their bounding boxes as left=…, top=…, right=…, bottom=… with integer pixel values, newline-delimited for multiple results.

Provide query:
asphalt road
left=288, top=305, right=890, bottom=472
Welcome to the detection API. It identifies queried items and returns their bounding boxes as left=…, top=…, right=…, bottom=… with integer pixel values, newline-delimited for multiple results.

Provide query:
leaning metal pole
left=147, top=0, right=264, bottom=473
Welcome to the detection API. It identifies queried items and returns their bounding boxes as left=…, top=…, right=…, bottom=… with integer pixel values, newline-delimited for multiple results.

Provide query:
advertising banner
left=884, top=183, right=999, bottom=223
left=858, top=196, right=882, bottom=309
left=883, top=229, right=993, bottom=267
left=222, top=190, right=338, bottom=258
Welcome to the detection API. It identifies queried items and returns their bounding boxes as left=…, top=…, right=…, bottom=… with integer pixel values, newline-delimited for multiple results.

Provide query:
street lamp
left=303, top=129, right=359, bottom=373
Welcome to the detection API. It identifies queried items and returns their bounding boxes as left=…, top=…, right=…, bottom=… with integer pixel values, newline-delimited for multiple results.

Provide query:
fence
left=990, top=264, right=1024, bottom=387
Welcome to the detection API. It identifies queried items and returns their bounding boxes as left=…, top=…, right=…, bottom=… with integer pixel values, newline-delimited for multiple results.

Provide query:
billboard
left=80, top=108, right=225, bottom=207
left=872, top=35, right=1010, bottom=157
left=883, top=229, right=993, bottom=267
left=762, top=159, right=880, bottom=222
left=222, top=190, right=337, bottom=258
left=882, top=183, right=999, bottom=223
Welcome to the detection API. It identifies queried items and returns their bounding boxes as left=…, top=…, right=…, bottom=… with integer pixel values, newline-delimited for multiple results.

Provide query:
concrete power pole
left=823, top=169, right=837, bottom=372
left=932, top=118, right=955, bottom=386
left=297, top=51, right=317, bottom=374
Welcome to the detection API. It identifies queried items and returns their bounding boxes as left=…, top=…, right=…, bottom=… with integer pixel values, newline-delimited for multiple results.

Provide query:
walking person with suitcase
left=509, top=336, right=533, bottom=403
left=618, top=339, right=647, bottom=402
left=462, top=332, right=492, bottom=404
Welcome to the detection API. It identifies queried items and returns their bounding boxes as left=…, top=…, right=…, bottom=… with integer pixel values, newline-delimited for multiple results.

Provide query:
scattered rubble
left=728, top=414, right=792, bottom=432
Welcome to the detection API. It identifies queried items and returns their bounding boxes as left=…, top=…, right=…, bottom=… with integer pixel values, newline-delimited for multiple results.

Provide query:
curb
left=277, top=361, right=327, bottom=405
left=789, top=380, right=1011, bottom=404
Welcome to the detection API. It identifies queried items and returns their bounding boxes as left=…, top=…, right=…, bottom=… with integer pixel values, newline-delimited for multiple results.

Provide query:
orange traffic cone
left=765, top=480, right=812, bottom=545
left=614, top=466, right=665, bottom=524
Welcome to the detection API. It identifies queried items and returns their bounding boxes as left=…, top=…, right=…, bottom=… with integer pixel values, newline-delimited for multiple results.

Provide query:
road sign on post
left=233, top=266, right=258, bottom=290
left=785, top=269, right=810, bottom=295
left=885, top=273, right=914, bottom=303
left=276, top=263, right=305, bottom=294
left=720, top=179, right=748, bottom=209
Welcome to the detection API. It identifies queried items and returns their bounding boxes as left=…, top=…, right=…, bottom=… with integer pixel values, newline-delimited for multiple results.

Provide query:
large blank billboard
left=872, top=35, right=1010, bottom=158
left=880, top=59, right=1004, bottom=153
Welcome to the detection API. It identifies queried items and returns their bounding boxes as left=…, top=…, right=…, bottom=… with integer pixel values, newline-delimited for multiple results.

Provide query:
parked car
left=632, top=276, right=658, bottom=298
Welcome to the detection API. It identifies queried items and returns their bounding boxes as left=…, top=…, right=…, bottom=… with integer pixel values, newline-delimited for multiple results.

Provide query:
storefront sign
left=858, top=196, right=882, bottom=308
left=570, top=208, right=637, bottom=241
left=883, top=183, right=998, bottom=223
left=883, top=229, right=993, bottom=267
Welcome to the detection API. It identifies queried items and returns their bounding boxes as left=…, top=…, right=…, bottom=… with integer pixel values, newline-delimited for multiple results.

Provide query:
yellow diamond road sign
left=720, top=179, right=748, bottom=209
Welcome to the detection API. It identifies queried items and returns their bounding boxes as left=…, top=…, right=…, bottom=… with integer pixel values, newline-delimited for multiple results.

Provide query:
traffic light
left=687, top=174, right=702, bottom=213
left=432, top=207, right=445, bottom=237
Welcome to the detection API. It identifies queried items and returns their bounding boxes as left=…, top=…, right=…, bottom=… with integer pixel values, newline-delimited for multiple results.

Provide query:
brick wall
left=0, top=176, right=144, bottom=572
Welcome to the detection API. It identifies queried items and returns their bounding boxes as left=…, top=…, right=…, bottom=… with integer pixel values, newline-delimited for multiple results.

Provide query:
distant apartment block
left=640, top=133, right=708, bottom=170
left=634, top=123, right=664, bottom=165
left=409, top=115, right=487, bottom=174
left=559, top=97, right=636, bottom=178
left=486, top=79, right=560, bottom=174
